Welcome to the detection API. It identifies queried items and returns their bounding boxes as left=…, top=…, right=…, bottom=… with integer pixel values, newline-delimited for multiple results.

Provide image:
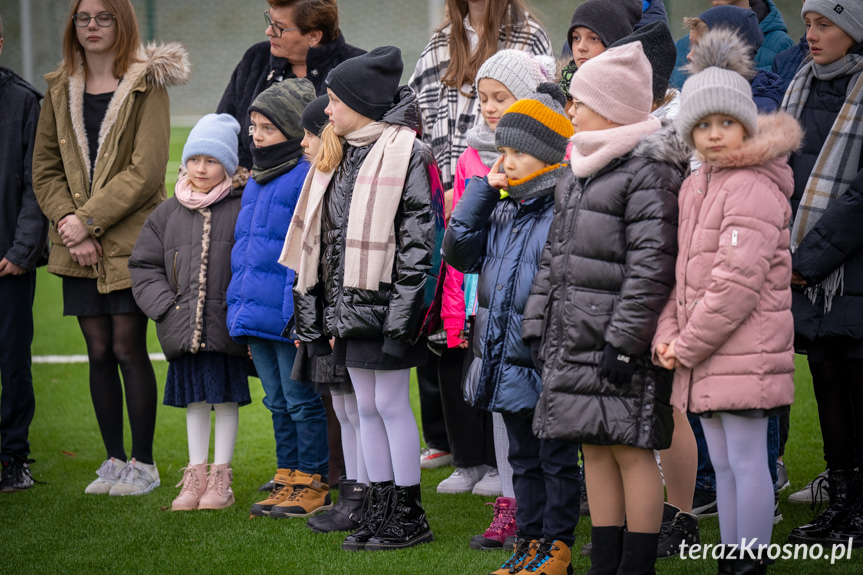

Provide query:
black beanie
left=609, top=22, right=677, bottom=103
left=301, top=94, right=330, bottom=137
left=568, top=0, right=643, bottom=48
left=325, top=46, right=403, bottom=121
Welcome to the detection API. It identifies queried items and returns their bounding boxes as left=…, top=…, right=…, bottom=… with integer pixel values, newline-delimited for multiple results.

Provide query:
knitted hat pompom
left=677, top=28, right=759, bottom=149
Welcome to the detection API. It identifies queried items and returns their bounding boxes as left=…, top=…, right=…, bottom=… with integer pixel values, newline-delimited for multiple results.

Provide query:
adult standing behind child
left=282, top=46, right=445, bottom=551
left=783, top=0, right=863, bottom=550
left=226, top=79, right=332, bottom=520
left=129, top=114, right=251, bottom=511
left=522, top=42, right=689, bottom=575
left=0, top=13, right=47, bottom=493
left=655, top=28, right=799, bottom=573
left=32, top=0, right=190, bottom=496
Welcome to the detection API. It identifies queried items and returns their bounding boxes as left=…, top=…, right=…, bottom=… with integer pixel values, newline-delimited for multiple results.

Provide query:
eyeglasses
left=73, top=13, right=115, bottom=27
left=265, top=11, right=299, bottom=38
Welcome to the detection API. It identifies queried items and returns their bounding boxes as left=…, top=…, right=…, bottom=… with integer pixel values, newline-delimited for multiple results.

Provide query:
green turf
left=8, top=127, right=862, bottom=574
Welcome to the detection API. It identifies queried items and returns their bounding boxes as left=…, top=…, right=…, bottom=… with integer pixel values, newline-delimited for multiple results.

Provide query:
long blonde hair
left=441, top=0, right=538, bottom=94
left=313, top=124, right=344, bottom=173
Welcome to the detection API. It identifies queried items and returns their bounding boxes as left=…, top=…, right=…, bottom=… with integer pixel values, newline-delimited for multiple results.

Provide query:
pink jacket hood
left=653, top=112, right=802, bottom=414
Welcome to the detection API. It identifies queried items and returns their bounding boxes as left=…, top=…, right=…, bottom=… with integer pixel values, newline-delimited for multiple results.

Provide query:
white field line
left=33, top=353, right=167, bottom=364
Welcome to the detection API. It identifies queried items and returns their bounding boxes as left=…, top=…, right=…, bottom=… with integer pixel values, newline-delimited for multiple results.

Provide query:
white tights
left=347, top=367, right=421, bottom=486
left=186, top=401, right=239, bottom=465
left=331, top=392, right=369, bottom=484
left=700, top=413, right=774, bottom=549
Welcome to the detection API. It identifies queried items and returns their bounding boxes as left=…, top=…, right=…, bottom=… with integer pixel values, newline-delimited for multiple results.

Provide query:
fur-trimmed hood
left=46, top=42, right=191, bottom=180
left=699, top=112, right=802, bottom=199
left=630, top=118, right=692, bottom=167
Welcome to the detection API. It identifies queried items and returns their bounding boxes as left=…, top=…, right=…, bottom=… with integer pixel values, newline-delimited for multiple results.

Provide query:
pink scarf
left=569, top=117, right=662, bottom=178
left=174, top=175, right=233, bottom=210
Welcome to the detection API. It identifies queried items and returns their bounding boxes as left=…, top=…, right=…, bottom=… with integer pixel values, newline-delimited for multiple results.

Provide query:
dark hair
left=440, top=0, right=540, bottom=94
left=267, top=0, right=340, bottom=44
left=62, top=0, right=141, bottom=78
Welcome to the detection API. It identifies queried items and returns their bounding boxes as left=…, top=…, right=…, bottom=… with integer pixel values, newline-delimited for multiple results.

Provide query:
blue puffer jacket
left=442, top=175, right=555, bottom=416
left=670, top=0, right=794, bottom=89
left=772, top=37, right=808, bottom=95
left=227, top=160, right=310, bottom=343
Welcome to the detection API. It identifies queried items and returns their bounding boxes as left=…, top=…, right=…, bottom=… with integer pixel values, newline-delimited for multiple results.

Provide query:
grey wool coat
left=129, top=188, right=246, bottom=360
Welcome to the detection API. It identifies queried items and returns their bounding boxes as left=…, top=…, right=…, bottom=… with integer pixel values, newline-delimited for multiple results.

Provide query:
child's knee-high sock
left=213, top=402, right=239, bottom=465
left=349, top=367, right=394, bottom=483
left=187, top=401, right=211, bottom=464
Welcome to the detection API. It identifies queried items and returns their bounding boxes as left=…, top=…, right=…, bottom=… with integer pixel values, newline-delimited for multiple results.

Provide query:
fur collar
left=63, top=42, right=191, bottom=179
left=630, top=118, right=692, bottom=168
left=698, top=112, right=803, bottom=169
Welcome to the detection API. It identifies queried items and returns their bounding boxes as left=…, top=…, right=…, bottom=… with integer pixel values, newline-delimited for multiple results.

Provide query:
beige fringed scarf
left=279, top=122, right=417, bottom=293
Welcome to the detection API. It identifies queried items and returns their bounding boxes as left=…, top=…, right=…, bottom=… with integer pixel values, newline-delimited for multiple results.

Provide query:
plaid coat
left=408, top=14, right=552, bottom=189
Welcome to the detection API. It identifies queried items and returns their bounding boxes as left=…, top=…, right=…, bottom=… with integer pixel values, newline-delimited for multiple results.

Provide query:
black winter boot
left=615, top=531, right=659, bottom=575
left=834, top=469, right=863, bottom=548
left=308, top=476, right=367, bottom=533
left=787, top=469, right=854, bottom=546
left=365, top=483, right=434, bottom=550
left=656, top=503, right=699, bottom=560
left=342, top=480, right=394, bottom=551
left=727, top=557, right=771, bottom=574
left=586, top=526, right=624, bottom=575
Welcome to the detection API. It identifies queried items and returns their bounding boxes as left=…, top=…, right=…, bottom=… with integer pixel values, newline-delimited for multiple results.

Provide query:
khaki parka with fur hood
left=33, top=43, right=191, bottom=293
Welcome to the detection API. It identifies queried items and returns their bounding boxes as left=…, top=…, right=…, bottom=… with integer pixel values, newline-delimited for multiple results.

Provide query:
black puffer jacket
left=786, top=45, right=863, bottom=342
left=522, top=122, right=689, bottom=448
left=216, top=35, right=365, bottom=170
left=292, top=87, right=446, bottom=357
left=129, top=190, right=246, bottom=360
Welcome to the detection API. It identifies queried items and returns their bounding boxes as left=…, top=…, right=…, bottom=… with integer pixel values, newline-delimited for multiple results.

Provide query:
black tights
left=78, top=313, right=157, bottom=464
left=809, top=357, right=863, bottom=471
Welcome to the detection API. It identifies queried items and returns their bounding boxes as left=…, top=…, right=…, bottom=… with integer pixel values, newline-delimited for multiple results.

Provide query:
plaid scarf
left=279, top=122, right=416, bottom=293
left=783, top=55, right=863, bottom=312
left=408, top=13, right=552, bottom=189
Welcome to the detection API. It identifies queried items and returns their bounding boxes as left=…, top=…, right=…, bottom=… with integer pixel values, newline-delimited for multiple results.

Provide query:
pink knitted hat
left=569, top=42, right=654, bottom=126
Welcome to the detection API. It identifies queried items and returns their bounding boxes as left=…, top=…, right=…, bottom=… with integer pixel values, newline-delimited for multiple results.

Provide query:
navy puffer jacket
left=227, top=160, right=310, bottom=343
left=442, top=176, right=556, bottom=416
left=522, top=122, right=689, bottom=448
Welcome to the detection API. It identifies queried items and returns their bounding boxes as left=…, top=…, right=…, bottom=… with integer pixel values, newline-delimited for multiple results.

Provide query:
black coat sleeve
left=5, top=87, right=47, bottom=270
left=441, top=176, right=498, bottom=274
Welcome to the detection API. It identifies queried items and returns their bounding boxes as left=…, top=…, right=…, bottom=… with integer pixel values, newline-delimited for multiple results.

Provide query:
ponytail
left=313, top=124, right=344, bottom=173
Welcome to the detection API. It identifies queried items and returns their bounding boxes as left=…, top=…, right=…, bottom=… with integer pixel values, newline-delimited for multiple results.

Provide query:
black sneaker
left=0, top=458, right=35, bottom=493
left=692, top=487, right=718, bottom=516
left=657, top=505, right=699, bottom=559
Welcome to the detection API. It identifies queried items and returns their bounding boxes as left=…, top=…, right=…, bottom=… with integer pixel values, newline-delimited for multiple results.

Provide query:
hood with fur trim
left=630, top=118, right=692, bottom=167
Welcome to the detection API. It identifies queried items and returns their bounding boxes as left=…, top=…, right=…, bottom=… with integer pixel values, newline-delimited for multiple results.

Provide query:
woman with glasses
left=32, top=0, right=190, bottom=496
left=217, top=0, right=364, bottom=172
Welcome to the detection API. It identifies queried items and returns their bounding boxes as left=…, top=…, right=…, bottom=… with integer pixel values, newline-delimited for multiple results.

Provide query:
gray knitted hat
left=677, top=28, right=758, bottom=149
left=802, top=0, right=863, bottom=43
left=495, top=83, right=574, bottom=166
left=182, top=113, right=241, bottom=176
left=475, top=50, right=556, bottom=100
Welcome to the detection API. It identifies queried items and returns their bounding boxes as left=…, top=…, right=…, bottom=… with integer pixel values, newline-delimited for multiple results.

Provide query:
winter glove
left=599, top=343, right=635, bottom=386
left=530, top=339, right=543, bottom=371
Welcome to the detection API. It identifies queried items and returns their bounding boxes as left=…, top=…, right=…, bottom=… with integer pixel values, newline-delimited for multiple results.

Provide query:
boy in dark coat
left=0, top=15, right=47, bottom=493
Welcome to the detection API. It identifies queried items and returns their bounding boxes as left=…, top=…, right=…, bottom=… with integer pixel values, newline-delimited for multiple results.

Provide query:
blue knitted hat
left=182, top=113, right=241, bottom=176
left=698, top=5, right=765, bottom=54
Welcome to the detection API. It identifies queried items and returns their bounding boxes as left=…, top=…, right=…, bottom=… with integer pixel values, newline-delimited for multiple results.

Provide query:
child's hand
left=487, top=156, right=508, bottom=191
left=655, top=343, right=677, bottom=370
left=659, top=339, right=681, bottom=370
left=791, top=271, right=808, bottom=286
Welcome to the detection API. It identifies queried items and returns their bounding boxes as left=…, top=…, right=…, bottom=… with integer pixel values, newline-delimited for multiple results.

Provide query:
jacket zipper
left=170, top=251, right=181, bottom=307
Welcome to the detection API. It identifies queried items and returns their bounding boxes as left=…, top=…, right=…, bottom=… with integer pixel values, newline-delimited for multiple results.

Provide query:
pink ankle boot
left=198, top=463, right=235, bottom=510
left=171, top=463, right=208, bottom=511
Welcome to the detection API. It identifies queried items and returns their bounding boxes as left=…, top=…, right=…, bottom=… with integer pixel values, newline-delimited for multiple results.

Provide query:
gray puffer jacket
left=129, top=189, right=246, bottom=360
left=522, top=122, right=689, bottom=449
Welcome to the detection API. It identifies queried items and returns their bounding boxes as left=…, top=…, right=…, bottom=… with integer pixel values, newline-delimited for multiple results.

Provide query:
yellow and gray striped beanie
left=495, top=83, right=574, bottom=165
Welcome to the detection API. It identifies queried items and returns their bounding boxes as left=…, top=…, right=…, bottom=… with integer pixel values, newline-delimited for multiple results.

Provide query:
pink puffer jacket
left=653, top=113, right=802, bottom=414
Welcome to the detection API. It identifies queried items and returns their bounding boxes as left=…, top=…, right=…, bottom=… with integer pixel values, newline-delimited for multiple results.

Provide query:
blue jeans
left=690, top=413, right=780, bottom=494
left=249, top=338, right=328, bottom=477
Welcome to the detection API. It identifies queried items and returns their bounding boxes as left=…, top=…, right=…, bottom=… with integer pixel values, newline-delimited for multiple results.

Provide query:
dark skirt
left=332, top=337, right=428, bottom=371
left=699, top=407, right=787, bottom=419
left=62, top=276, right=140, bottom=317
left=800, top=336, right=863, bottom=362
left=291, top=341, right=354, bottom=396
left=164, top=351, right=252, bottom=408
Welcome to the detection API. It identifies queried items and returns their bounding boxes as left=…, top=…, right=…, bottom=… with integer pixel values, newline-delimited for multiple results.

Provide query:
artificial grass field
left=4, top=127, right=861, bottom=574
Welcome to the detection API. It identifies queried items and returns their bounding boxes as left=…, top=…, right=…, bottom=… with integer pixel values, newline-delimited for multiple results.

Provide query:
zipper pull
left=731, top=230, right=738, bottom=246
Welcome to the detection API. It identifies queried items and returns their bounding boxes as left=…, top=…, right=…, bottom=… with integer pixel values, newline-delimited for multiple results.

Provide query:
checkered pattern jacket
left=408, top=15, right=552, bottom=189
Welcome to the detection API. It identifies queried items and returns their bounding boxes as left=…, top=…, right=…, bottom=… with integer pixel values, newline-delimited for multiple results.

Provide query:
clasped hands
left=655, top=339, right=681, bottom=370
left=58, top=214, right=102, bottom=267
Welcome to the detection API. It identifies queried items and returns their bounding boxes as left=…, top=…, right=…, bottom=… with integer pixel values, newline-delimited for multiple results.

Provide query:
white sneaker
left=109, top=458, right=160, bottom=496
left=420, top=447, right=452, bottom=469
left=437, top=465, right=487, bottom=494
left=84, top=458, right=125, bottom=495
left=788, top=470, right=829, bottom=504
left=472, top=467, right=503, bottom=496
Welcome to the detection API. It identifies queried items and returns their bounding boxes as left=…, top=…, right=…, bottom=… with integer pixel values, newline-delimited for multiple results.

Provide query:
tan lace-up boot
left=171, top=463, right=208, bottom=511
